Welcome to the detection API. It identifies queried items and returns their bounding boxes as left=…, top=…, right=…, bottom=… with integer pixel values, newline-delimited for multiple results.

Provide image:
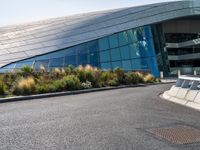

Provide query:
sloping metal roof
left=0, top=0, right=200, bottom=67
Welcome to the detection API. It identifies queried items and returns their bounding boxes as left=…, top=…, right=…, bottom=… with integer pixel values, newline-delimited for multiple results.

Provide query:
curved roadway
left=0, top=84, right=200, bottom=150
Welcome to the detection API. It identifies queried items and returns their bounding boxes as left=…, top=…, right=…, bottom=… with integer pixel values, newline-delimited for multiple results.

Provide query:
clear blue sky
left=0, top=0, right=179, bottom=27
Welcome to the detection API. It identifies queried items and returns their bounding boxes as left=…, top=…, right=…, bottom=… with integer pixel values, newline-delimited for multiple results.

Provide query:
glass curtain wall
left=0, top=25, right=160, bottom=77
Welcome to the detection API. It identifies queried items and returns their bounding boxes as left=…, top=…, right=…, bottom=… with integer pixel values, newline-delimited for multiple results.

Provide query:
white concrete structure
left=162, top=75, right=200, bottom=111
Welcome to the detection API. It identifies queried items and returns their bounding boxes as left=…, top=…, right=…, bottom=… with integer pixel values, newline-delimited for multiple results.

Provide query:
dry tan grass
left=85, top=64, right=98, bottom=71
left=40, top=65, right=46, bottom=73
left=17, top=77, right=35, bottom=89
left=144, top=73, right=154, bottom=83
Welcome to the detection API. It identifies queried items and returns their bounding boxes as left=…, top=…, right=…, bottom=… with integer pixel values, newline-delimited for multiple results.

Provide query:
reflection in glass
left=101, top=62, right=111, bottom=70
left=129, top=43, right=140, bottom=58
left=122, top=60, right=132, bottom=71
left=15, top=61, right=33, bottom=69
left=89, top=52, right=99, bottom=63
left=0, top=25, right=159, bottom=77
left=109, top=34, right=118, bottom=48
left=88, top=40, right=98, bottom=52
left=127, top=29, right=137, bottom=43
left=112, top=61, right=122, bottom=69
left=111, top=48, right=121, bottom=61
left=100, top=50, right=110, bottom=62
left=49, top=57, right=64, bottom=67
left=99, top=37, right=109, bottom=51
left=120, top=45, right=130, bottom=60
left=118, top=31, right=129, bottom=46
left=34, top=60, right=49, bottom=71
left=65, top=55, right=76, bottom=66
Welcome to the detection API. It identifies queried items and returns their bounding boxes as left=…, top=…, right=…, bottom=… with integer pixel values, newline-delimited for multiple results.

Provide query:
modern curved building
left=0, top=0, right=200, bottom=77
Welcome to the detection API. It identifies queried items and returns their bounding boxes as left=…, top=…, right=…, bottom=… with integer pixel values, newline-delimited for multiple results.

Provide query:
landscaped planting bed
left=0, top=65, right=160, bottom=96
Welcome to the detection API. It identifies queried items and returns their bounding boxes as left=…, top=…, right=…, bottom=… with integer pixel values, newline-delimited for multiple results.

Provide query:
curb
left=0, top=82, right=174, bottom=103
left=161, top=91, right=200, bottom=112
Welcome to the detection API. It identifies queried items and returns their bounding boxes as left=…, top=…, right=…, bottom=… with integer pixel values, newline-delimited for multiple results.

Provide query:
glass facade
left=0, top=25, right=160, bottom=77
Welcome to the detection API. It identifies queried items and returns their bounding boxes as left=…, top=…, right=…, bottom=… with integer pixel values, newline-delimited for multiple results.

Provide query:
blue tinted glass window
left=129, top=43, right=140, bottom=58
left=127, top=30, right=137, bottom=43
left=148, top=57, right=159, bottom=77
left=118, top=31, right=129, bottom=46
left=131, top=59, right=142, bottom=70
left=120, top=45, right=130, bottom=60
left=109, top=34, right=118, bottom=48
left=65, top=47, right=77, bottom=56
left=101, top=62, right=111, bottom=70
left=35, top=54, right=50, bottom=60
left=136, top=27, right=145, bottom=41
left=100, top=50, right=110, bottom=62
left=122, top=60, right=132, bottom=71
left=112, top=61, right=122, bottom=69
left=34, top=60, right=49, bottom=71
left=65, top=55, right=76, bottom=66
left=15, top=61, right=33, bottom=69
left=99, top=37, right=109, bottom=51
left=140, top=58, right=148, bottom=69
left=138, top=41, right=148, bottom=58
left=77, top=44, right=87, bottom=54
left=4, top=63, right=16, bottom=69
left=144, top=26, right=152, bottom=38
left=50, top=50, right=65, bottom=59
left=49, top=57, right=64, bottom=67
left=131, top=58, right=148, bottom=70
left=78, top=53, right=88, bottom=64
left=89, top=52, right=99, bottom=63
left=88, top=40, right=98, bottom=52
left=146, top=38, right=155, bottom=57
left=111, top=48, right=121, bottom=61
left=91, top=62, right=99, bottom=68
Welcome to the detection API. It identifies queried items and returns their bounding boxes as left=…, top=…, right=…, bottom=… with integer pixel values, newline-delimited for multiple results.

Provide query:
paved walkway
left=0, top=84, right=200, bottom=150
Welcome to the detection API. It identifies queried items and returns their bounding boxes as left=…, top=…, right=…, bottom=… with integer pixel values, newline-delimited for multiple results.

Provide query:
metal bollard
left=194, top=70, right=197, bottom=76
left=178, top=70, right=181, bottom=77
left=160, top=71, right=164, bottom=79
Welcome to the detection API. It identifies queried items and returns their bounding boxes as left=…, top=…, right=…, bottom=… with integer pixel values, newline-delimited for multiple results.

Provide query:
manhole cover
left=148, top=125, right=200, bottom=145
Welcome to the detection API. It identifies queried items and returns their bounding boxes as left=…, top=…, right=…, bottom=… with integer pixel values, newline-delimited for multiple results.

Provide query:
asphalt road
left=1, top=84, right=200, bottom=150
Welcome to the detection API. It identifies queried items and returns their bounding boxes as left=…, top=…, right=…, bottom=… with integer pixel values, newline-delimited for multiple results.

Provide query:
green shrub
left=3, top=73, right=18, bottom=89
left=51, top=68, right=62, bottom=79
left=134, top=72, right=144, bottom=83
left=62, top=75, right=81, bottom=90
left=65, top=65, right=75, bottom=74
left=0, top=80, right=6, bottom=95
left=155, top=78, right=161, bottom=83
left=85, top=70, right=95, bottom=84
left=13, top=77, right=36, bottom=95
left=36, top=84, right=57, bottom=94
left=114, top=68, right=125, bottom=84
left=75, top=66, right=87, bottom=82
left=99, top=71, right=118, bottom=86
left=108, top=78, right=119, bottom=86
left=52, top=79, right=65, bottom=91
left=91, top=70, right=104, bottom=88
left=124, top=72, right=133, bottom=85
left=124, top=72, right=145, bottom=84
left=19, top=66, right=34, bottom=77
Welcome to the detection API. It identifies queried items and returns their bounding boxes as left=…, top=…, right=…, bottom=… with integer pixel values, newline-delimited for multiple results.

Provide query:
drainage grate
left=148, top=125, right=200, bottom=145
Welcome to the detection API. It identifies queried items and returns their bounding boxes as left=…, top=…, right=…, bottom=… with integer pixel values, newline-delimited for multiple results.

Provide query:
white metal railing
left=175, top=75, right=200, bottom=90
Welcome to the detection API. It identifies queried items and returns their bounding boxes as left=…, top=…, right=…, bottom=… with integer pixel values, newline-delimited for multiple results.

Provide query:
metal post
left=194, top=70, right=197, bottom=76
left=178, top=70, right=181, bottom=77
left=160, top=71, right=164, bottom=79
